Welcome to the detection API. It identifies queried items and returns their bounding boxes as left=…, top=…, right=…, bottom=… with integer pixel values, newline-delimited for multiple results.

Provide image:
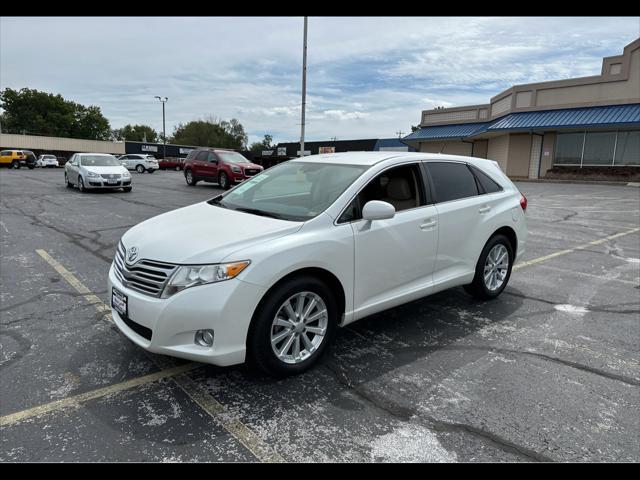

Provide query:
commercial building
left=0, top=133, right=126, bottom=161
left=403, top=38, right=640, bottom=179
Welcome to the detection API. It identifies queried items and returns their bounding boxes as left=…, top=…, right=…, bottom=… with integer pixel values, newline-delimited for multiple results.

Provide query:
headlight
left=86, top=171, right=99, bottom=178
left=231, top=166, right=241, bottom=174
left=161, top=261, right=250, bottom=298
left=122, top=171, right=131, bottom=177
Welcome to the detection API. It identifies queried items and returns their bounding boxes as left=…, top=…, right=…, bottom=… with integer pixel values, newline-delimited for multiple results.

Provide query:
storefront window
left=555, top=133, right=584, bottom=165
left=614, top=131, right=640, bottom=166
left=555, top=130, right=640, bottom=167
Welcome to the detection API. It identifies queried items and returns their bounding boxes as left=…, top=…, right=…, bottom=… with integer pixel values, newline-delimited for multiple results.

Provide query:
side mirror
left=362, top=200, right=395, bottom=221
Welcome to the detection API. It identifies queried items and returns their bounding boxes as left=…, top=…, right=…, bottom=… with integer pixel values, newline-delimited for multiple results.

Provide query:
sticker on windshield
left=233, top=174, right=268, bottom=194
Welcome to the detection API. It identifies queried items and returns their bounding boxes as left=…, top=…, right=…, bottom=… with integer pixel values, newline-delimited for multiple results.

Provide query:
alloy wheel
left=483, top=244, right=509, bottom=291
left=270, top=292, right=328, bottom=365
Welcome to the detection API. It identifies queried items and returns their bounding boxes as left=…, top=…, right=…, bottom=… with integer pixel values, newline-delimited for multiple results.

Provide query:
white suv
left=109, top=152, right=527, bottom=377
left=120, top=154, right=159, bottom=173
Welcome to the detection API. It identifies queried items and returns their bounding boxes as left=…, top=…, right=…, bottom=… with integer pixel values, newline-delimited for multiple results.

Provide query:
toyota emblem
left=127, top=246, right=139, bottom=263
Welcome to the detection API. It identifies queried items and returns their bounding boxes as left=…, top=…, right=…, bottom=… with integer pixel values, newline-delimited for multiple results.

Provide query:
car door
left=193, top=150, right=209, bottom=178
left=345, top=162, right=439, bottom=318
left=424, top=161, right=489, bottom=287
left=205, top=152, right=219, bottom=179
left=67, top=155, right=80, bottom=183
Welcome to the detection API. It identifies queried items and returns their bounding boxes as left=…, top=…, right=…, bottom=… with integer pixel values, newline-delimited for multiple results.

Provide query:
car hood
left=82, top=165, right=129, bottom=175
left=120, top=201, right=302, bottom=264
left=238, top=162, right=262, bottom=169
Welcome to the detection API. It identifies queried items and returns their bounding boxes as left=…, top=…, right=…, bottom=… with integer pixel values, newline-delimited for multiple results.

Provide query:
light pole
left=154, top=96, right=168, bottom=159
left=299, top=16, right=308, bottom=158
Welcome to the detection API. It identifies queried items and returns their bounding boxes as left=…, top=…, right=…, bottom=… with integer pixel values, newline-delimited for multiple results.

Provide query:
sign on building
left=277, top=147, right=287, bottom=156
left=262, top=150, right=274, bottom=156
left=319, top=146, right=335, bottom=154
left=296, top=150, right=312, bottom=156
left=179, top=148, right=194, bottom=155
left=141, top=145, right=158, bottom=152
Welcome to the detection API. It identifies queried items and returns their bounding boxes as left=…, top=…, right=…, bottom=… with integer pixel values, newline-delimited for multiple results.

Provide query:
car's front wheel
left=464, top=234, right=514, bottom=300
left=78, top=176, right=86, bottom=192
left=248, top=276, right=337, bottom=377
left=175, top=165, right=181, bottom=171
left=65, top=172, right=73, bottom=188
left=219, top=171, right=230, bottom=190
left=122, top=186, right=132, bottom=192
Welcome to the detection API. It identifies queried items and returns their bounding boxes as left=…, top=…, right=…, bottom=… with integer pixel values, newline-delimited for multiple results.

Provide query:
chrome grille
left=244, top=169, right=260, bottom=176
left=113, top=242, right=177, bottom=297
left=101, top=174, right=122, bottom=180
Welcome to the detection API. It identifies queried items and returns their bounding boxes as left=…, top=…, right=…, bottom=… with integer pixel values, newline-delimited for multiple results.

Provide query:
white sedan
left=65, top=153, right=132, bottom=192
left=36, top=154, right=59, bottom=168
left=109, top=152, right=527, bottom=376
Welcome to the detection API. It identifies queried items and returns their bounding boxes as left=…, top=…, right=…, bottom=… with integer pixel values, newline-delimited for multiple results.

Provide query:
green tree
left=116, top=124, right=158, bottom=142
left=170, top=117, right=248, bottom=149
left=249, top=134, right=275, bottom=153
left=0, top=87, right=111, bottom=140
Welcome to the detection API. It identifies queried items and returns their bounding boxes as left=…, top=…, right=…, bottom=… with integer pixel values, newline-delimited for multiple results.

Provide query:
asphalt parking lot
left=0, top=167, right=638, bottom=462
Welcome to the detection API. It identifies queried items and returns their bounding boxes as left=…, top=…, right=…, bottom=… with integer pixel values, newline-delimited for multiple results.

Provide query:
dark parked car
left=183, top=149, right=263, bottom=189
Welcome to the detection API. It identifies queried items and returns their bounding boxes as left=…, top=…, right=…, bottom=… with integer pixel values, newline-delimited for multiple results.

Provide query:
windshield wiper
left=207, top=196, right=228, bottom=208
left=233, top=207, right=284, bottom=219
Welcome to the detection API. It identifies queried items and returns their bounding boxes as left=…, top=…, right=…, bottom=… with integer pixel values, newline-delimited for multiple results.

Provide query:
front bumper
left=108, top=263, right=266, bottom=366
left=87, top=178, right=132, bottom=188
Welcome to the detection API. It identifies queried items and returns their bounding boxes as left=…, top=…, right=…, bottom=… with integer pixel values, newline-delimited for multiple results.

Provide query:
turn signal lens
left=225, top=261, right=250, bottom=278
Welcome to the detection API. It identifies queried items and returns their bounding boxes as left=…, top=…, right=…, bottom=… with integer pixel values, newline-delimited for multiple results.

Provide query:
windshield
left=217, top=151, right=251, bottom=164
left=79, top=155, right=121, bottom=167
left=210, top=161, right=368, bottom=221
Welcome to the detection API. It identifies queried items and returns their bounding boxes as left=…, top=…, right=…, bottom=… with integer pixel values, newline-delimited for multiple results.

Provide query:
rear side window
left=471, top=165, right=503, bottom=194
left=426, top=162, right=478, bottom=203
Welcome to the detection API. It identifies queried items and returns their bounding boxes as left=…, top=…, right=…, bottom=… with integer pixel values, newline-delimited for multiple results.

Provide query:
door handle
left=420, top=219, right=437, bottom=230
left=479, top=205, right=491, bottom=214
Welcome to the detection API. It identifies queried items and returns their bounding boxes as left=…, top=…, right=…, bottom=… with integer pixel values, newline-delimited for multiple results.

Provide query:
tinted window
left=207, top=152, right=217, bottom=163
left=196, top=151, right=209, bottom=161
left=338, top=164, right=425, bottom=222
left=471, top=166, right=502, bottom=194
left=186, top=150, right=198, bottom=160
left=427, top=162, right=478, bottom=203
left=217, top=151, right=250, bottom=163
left=79, top=155, right=121, bottom=167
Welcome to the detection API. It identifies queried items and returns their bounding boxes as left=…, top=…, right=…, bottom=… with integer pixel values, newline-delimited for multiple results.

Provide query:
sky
left=1, top=16, right=639, bottom=145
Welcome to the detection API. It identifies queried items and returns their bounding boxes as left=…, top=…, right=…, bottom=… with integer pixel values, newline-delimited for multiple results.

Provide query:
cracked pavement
left=1, top=168, right=639, bottom=462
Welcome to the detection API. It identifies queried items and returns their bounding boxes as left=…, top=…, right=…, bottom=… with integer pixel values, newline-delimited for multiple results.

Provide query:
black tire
left=175, top=165, right=181, bottom=171
left=219, top=171, right=230, bottom=190
left=11, top=161, right=20, bottom=169
left=122, top=186, right=132, bottom=192
left=247, top=276, right=338, bottom=377
left=464, top=234, right=514, bottom=300
left=78, top=176, right=86, bottom=193
left=27, top=165, right=35, bottom=170
left=65, top=172, right=73, bottom=188
left=185, top=169, right=198, bottom=186
left=148, top=169, right=155, bottom=174
left=135, top=164, right=145, bottom=173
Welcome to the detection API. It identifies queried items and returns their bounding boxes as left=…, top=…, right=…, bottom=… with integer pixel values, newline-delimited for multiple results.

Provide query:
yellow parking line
left=0, top=363, right=198, bottom=427
left=34, top=249, right=285, bottom=463
left=514, top=227, right=640, bottom=271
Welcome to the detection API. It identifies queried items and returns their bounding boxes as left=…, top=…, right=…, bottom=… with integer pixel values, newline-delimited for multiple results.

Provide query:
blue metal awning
left=404, top=104, right=640, bottom=144
left=402, top=122, right=488, bottom=142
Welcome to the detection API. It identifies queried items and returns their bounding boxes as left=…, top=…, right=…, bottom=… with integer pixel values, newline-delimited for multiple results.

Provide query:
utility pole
left=155, top=96, right=168, bottom=159
left=396, top=130, right=405, bottom=138
left=299, top=16, right=308, bottom=158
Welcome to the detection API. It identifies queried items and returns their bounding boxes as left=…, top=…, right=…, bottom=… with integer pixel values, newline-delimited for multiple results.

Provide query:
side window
left=186, top=150, right=197, bottom=160
left=207, top=152, right=217, bottom=163
left=470, top=165, right=503, bottom=194
left=338, top=164, right=425, bottom=223
left=196, top=151, right=209, bottom=161
left=426, top=162, right=478, bottom=203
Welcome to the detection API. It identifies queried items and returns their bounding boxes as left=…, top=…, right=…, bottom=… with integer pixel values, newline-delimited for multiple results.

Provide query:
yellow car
left=0, top=149, right=36, bottom=169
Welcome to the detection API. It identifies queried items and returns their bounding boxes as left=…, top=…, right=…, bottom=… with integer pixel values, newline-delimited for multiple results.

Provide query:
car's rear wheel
left=219, top=172, right=230, bottom=190
left=464, top=234, right=513, bottom=300
left=135, top=165, right=145, bottom=173
left=148, top=169, right=155, bottom=174
left=11, top=161, right=20, bottom=169
left=248, top=276, right=337, bottom=377
left=185, top=169, right=198, bottom=186
left=175, top=165, right=181, bottom=171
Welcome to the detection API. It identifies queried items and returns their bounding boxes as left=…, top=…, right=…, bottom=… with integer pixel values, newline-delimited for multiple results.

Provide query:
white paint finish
left=109, top=152, right=527, bottom=367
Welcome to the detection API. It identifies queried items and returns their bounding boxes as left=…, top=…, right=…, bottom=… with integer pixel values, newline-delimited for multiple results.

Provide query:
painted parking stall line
left=34, top=248, right=285, bottom=463
left=513, top=227, right=640, bottom=271
left=0, top=363, right=198, bottom=427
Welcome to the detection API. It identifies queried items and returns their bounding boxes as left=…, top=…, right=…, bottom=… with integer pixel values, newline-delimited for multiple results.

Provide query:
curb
left=514, top=178, right=640, bottom=187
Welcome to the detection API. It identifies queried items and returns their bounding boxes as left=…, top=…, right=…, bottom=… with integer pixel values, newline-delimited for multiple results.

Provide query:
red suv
left=183, top=149, right=263, bottom=189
